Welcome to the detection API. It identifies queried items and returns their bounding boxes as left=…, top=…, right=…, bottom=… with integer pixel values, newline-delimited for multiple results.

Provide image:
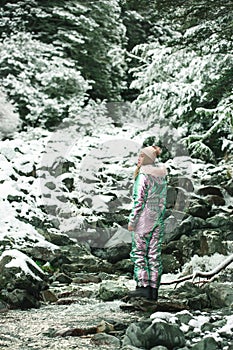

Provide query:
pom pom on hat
left=141, top=145, right=161, bottom=162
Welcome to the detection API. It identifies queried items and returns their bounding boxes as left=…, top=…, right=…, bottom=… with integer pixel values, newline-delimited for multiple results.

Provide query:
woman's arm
left=128, top=173, right=148, bottom=230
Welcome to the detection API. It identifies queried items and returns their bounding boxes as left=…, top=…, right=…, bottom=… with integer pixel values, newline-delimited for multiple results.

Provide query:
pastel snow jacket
left=129, top=170, right=167, bottom=233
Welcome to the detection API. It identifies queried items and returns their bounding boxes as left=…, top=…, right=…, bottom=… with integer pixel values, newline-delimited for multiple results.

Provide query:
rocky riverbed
left=0, top=296, right=137, bottom=349
left=1, top=277, right=233, bottom=350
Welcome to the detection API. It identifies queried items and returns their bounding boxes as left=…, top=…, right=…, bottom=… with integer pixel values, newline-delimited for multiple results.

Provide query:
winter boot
left=150, top=287, right=158, bottom=301
left=128, top=286, right=151, bottom=299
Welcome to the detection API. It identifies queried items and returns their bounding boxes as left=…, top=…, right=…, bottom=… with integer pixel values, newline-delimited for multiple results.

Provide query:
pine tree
left=0, top=0, right=127, bottom=101
left=127, top=0, right=233, bottom=161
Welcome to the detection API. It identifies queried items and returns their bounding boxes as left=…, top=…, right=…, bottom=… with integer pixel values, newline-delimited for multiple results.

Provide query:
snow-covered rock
left=0, top=249, right=48, bottom=309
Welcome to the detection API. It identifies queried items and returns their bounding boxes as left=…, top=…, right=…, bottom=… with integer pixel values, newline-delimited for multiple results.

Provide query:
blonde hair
left=134, top=165, right=140, bottom=179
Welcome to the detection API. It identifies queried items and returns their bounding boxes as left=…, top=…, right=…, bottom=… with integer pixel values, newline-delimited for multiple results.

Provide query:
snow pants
left=130, top=220, right=164, bottom=289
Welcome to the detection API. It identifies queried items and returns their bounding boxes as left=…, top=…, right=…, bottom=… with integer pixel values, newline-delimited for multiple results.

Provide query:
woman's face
left=137, top=152, right=144, bottom=166
left=137, top=151, right=155, bottom=166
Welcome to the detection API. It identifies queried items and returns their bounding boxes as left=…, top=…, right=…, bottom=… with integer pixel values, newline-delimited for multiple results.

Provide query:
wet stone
left=90, top=333, right=121, bottom=348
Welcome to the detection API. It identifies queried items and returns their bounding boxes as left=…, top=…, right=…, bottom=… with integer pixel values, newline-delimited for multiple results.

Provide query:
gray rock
left=122, top=320, right=151, bottom=348
left=46, top=232, right=75, bottom=246
left=191, top=336, right=219, bottom=350
left=114, top=258, right=134, bottom=273
left=72, top=273, right=101, bottom=284
left=197, top=186, right=224, bottom=197
left=187, top=293, right=210, bottom=310
left=176, top=233, right=201, bottom=263
left=98, top=281, right=129, bottom=301
left=224, top=178, right=233, bottom=196
left=0, top=299, right=8, bottom=312
left=192, top=216, right=209, bottom=229
left=0, top=90, right=21, bottom=139
left=104, top=226, right=132, bottom=248
left=175, top=310, right=193, bottom=325
left=173, top=282, right=210, bottom=310
left=201, top=165, right=232, bottom=186
left=188, top=199, right=211, bottom=219
left=162, top=254, right=181, bottom=273
left=143, top=320, right=185, bottom=349
left=200, top=322, right=215, bottom=332
left=163, top=214, right=183, bottom=243
left=23, top=245, right=61, bottom=264
left=53, top=272, right=72, bottom=284
left=105, top=243, right=131, bottom=263
left=0, top=249, right=48, bottom=309
left=123, top=319, right=185, bottom=349
left=41, top=289, right=58, bottom=303
left=205, top=195, right=225, bottom=206
left=45, top=181, right=56, bottom=190
left=170, top=176, right=194, bottom=192
left=199, top=230, right=227, bottom=255
left=206, top=213, right=233, bottom=230
left=178, top=216, right=195, bottom=235
left=2, top=288, right=40, bottom=309
left=204, top=282, right=233, bottom=308
left=166, top=186, right=177, bottom=209
left=90, top=333, right=121, bottom=348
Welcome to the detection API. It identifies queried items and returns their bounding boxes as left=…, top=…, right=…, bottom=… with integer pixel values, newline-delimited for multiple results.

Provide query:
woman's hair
left=134, top=165, right=140, bottom=179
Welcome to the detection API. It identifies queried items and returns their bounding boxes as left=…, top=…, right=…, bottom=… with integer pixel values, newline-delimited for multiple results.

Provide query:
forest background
left=0, top=0, right=232, bottom=160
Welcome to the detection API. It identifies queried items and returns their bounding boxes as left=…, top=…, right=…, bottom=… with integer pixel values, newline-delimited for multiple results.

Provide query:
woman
left=128, top=145, right=167, bottom=301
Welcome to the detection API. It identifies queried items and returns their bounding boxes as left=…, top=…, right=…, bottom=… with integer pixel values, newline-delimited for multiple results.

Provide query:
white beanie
left=141, top=145, right=161, bottom=162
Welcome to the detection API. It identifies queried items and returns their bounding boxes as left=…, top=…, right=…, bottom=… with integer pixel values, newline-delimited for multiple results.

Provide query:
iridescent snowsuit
left=129, top=169, right=167, bottom=289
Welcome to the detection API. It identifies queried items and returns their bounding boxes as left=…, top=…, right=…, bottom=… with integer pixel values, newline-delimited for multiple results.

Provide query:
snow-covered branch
left=182, top=107, right=231, bottom=146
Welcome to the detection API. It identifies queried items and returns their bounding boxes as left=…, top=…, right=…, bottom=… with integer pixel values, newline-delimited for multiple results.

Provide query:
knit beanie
left=141, top=145, right=161, bottom=162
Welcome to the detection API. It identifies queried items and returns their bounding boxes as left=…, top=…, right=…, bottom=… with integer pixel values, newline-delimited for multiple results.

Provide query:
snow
left=0, top=181, right=21, bottom=198
left=188, top=315, right=210, bottom=331
left=180, top=324, right=190, bottom=333
left=149, top=309, right=232, bottom=345
left=0, top=249, right=44, bottom=280
left=218, top=315, right=233, bottom=335
left=151, top=311, right=178, bottom=324
left=0, top=199, right=58, bottom=251
left=2, top=117, right=141, bottom=246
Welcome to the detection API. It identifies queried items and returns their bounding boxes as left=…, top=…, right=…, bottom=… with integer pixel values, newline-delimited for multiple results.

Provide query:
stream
left=0, top=297, right=140, bottom=349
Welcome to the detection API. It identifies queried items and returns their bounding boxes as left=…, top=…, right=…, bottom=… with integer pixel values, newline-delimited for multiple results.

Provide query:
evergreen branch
left=126, top=50, right=148, bottom=64
left=182, top=108, right=231, bottom=145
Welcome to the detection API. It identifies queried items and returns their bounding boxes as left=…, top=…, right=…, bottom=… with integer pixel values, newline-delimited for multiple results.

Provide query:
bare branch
left=161, top=254, right=233, bottom=286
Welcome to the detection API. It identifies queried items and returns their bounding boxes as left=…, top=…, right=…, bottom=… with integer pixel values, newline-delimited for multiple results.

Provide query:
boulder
left=102, top=225, right=132, bottom=263
left=204, top=282, right=233, bottom=308
left=197, top=186, right=224, bottom=197
left=206, top=213, right=233, bottom=231
left=187, top=199, right=211, bottom=219
left=104, top=226, right=132, bottom=248
left=0, top=249, right=48, bottom=309
left=91, top=333, right=121, bottom=348
left=191, top=336, right=219, bottom=350
left=199, top=230, right=227, bottom=256
left=98, top=280, right=129, bottom=301
left=123, top=319, right=185, bottom=349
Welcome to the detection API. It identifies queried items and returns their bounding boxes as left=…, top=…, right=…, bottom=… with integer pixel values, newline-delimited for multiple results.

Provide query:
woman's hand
left=128, top=224, right=134, bottom=231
